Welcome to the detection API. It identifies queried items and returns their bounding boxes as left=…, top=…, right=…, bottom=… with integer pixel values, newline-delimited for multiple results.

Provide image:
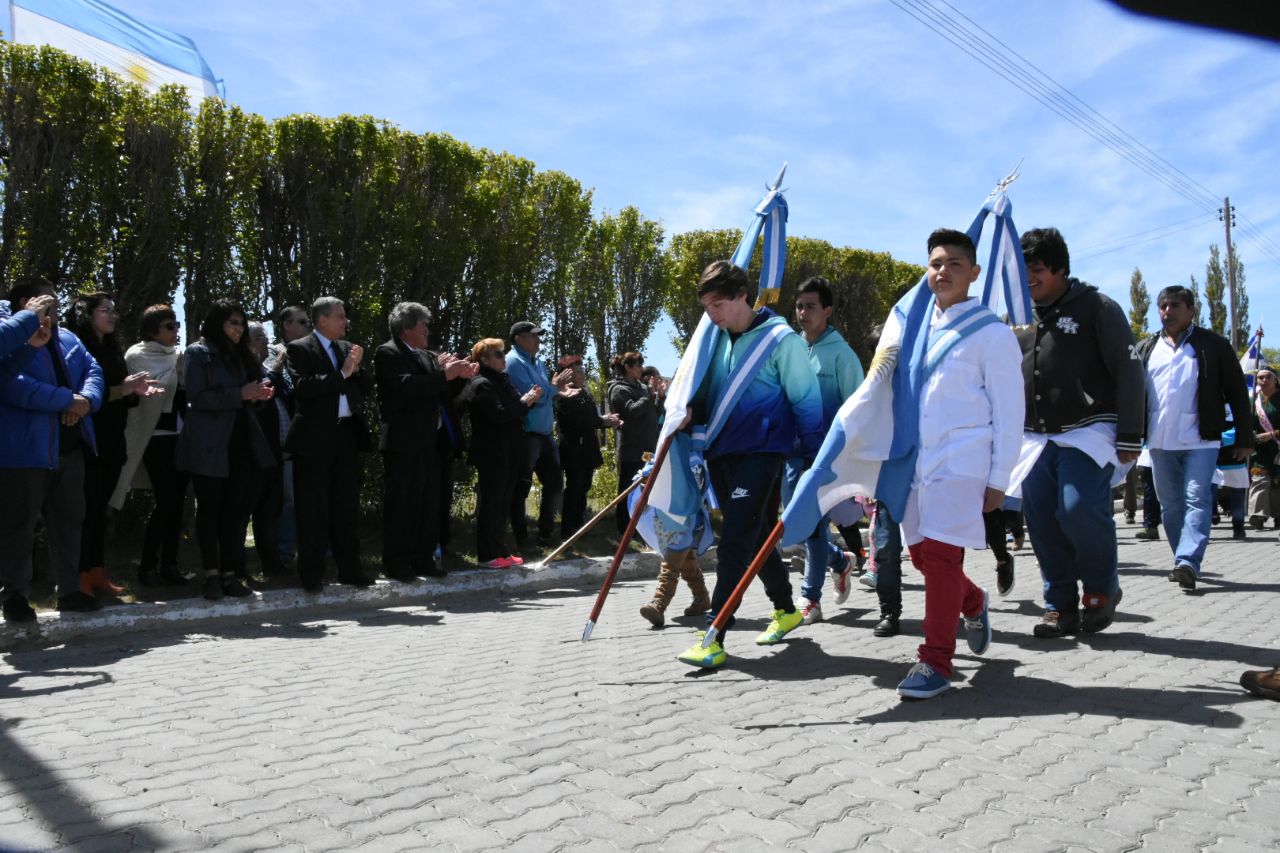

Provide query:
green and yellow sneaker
left=677, top=633, right=727, bottom=669
left=755, top=608, right=803, bottom=645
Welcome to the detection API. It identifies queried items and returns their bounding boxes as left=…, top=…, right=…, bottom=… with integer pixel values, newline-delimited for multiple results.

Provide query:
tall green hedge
left=0, top=39, right=921, bottom=368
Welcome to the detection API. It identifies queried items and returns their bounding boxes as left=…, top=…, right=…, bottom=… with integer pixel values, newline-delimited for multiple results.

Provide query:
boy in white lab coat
left=896, top=229, right=1025, bottom=699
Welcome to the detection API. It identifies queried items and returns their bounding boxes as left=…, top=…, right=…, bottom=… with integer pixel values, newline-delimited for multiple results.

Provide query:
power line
left=1074, top=212, right=1217, bottom=253
left=1075, top=219, right=1216, bottom=260
left=889, top=0, right=1280, bottom=263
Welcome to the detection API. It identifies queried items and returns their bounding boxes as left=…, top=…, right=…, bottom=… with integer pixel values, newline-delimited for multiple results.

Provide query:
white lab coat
left=901, top=300, right=1025, bottom=549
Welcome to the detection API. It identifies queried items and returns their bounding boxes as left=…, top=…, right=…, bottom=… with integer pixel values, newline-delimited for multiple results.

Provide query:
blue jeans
left=782, top=457, right=846, bottom=602
left=871, top=501, right=904, bottom=616
left=1022, top=441, right=1118, bottom=613
left=707, top=453, right=794, bottom=640
left=1149, top=447, right=1218, bottom=575
left=277, top=459, right=297, bottom=558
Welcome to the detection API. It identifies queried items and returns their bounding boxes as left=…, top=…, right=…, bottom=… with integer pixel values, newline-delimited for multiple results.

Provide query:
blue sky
left=108, top=1, right=1280, bottom=373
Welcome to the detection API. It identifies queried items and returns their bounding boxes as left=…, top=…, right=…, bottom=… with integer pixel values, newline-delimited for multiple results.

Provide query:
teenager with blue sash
left=676, top=261, right=824, bottom=669
left=894, top=230, right=1025, bottom=699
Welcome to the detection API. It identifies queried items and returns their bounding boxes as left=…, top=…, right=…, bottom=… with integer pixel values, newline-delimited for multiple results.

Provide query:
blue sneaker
left=859, top=570, right=877, bottom=589
left=897, top=662, right=951, bottom=699
left=962, top=588, right=991, bottom=655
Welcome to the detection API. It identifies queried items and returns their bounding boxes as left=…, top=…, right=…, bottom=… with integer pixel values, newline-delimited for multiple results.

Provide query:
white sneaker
left=832, top=552, right=855, bottom=604
left=860, top=570, right=878, bottom=589
left=801, top=599, right=823, bottom=624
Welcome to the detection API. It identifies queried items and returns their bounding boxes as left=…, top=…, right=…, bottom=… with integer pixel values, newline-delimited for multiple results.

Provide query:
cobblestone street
left=1, top=521, right=1277, bottom=851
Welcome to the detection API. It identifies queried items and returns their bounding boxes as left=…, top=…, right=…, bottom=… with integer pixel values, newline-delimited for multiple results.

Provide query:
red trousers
left=907, top=537, right=985, bottom=678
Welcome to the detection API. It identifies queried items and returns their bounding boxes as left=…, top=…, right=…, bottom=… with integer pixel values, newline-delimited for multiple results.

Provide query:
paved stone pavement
left=1, top=520, right=1277, bottom=852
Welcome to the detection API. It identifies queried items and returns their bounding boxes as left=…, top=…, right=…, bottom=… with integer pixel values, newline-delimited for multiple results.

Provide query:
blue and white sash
left=690, top=318, right=792, bottom=452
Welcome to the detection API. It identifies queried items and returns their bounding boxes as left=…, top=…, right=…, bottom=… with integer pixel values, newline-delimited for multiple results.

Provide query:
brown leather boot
left=1241, top=666, right=1280, bottom=700
left=640, top=554, right=681, bottom=627
left=678, top=551, right=711, bottom=616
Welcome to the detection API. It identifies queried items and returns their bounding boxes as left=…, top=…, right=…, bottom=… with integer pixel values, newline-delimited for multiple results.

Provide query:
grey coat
left=175, top=341, right=274, bottom=478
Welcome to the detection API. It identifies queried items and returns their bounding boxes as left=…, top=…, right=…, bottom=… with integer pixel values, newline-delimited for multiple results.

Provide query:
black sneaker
left=1080, top=588, right=1122, bottom=633
left=1033, top=608, right=1080, bottom=638
left=1172, top=565, right=1196, bottom=593
left=2, top=594, right=37, bottom=623
left=1232, top=521, right=1246, bottom=540
left=873, top=612, right=900, bottom=637
left=221, top=575, right=253, bottom=598
left=996, top=556, right=1015, bottom=598
left=1134, top=527, right=1160, bottom=540
left=56, top=591, right=103, bottom=613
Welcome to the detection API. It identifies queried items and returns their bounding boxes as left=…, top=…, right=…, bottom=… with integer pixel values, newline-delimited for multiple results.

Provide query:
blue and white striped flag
left=9, top=0, right=223, bottom=105
left=638, top=170, right=788, bottom=553
left=1241, top=328, right=1266, bottom=393
left=780, top=192, right=1030, bottom=545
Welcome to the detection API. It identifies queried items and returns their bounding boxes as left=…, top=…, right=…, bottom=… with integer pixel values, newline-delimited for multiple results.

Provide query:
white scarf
left=108, top=342, right=183, bottom=510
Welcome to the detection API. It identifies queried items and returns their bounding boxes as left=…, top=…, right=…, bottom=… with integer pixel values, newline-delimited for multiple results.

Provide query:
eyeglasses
left=161, top=321, right=181, bottom=331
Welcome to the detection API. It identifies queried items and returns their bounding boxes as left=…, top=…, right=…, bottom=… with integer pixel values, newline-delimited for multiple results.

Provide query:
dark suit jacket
left=374, top=337, right=449, bottom=455
left=284, top=333, right=372, bottom=456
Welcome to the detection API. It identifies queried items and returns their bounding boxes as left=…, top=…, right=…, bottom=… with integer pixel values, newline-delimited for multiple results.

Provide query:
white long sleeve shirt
left=902, top=299, right=1026, bottom=550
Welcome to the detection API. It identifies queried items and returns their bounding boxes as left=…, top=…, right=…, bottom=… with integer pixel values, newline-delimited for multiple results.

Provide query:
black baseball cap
left=510, top=320, right=546, bottom=339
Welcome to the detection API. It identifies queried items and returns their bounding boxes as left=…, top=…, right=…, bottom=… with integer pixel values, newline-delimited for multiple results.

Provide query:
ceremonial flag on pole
left=1241, top=328, right=1266, bottom=393
left=9, top=0, right=223, bottom=105
left=780, top=189, right=1031, bottom=546
left=636, top=166, right=789, bottom=553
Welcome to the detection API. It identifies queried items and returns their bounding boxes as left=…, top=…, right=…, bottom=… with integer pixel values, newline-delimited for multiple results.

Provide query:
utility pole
left=1221, top=196, right=1240, bottom=349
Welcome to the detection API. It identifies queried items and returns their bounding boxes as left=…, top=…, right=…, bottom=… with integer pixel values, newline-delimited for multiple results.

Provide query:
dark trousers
left=510, top=432, right=563, bottom=541
left=437, top=457, right=455, bottom=553
left=293, top=423, right=364, bottom=586
left=872, top=501, right=905, bottom=616
left=191, top=461, right=261, bottom=575
left=707, top=453, right=793, bottom=641
left=615, top=456, right=644, bottom=535
left=80, top=454, right=123, bottom=571
left=382, top=448, right=440, bottom=575
left=140, top=435, right=188, bottom=572
left=1122, top=465, right=1138, bottom=519
left=250, top=467, right=286, bottom=576
left=1140, top=465, right=1162, bottom=529
left=477, top=459, right=520, bottom=562
left=562, top=464, right=596, bottom=538
left=0, top=450, right=85, bottom=600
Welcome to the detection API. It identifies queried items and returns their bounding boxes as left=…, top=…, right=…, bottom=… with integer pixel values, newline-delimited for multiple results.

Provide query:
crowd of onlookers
left=0, top=280, right=668, bottom=622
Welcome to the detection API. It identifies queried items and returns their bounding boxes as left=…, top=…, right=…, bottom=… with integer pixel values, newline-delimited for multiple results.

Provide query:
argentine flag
left=642, top=171, right=789, bottom=551
left=1241, top=329, right=1266, bottom=393
left=9, top=0, right=222, bottom=105
left=780, top=193, right=1030, bottom=546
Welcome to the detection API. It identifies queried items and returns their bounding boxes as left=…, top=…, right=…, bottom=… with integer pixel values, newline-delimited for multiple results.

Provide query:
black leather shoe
left=2, top=594, right=38, bottom=623
left=1172, top=565, right=1196, bottom=593
left=873, top=613, right=900, bottom=637
left=56, top=591, right=103, bottom=613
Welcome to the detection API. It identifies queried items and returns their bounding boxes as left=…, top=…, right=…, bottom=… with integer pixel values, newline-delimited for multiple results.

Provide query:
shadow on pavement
left=0, top=719, right=165, bottom=849
left=855, top=657, right=1249, bottom=727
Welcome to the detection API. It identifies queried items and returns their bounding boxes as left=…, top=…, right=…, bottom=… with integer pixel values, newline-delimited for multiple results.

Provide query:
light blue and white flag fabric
left=780, top=193, right=1030, bottom=546
left=637, top=170, right=789, bottom=555
left=9, top=0, right=223, bottom=104
left=1241, top=328, right=1266, bottom=394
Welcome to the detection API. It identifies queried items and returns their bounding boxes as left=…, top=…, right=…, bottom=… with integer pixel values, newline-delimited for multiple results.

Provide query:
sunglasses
left=161, top=321, right=181, bottom=331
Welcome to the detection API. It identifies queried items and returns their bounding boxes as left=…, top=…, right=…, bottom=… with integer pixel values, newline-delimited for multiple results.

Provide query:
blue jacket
left=0, top=326, right=104, bottom=468
left=806, top=326, right=864, bottom=430
left=696, top=308, right=824, bottom=461
left=505, top=345, right=557, bottom=435
left=0, top=302, right=41, bottom=364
